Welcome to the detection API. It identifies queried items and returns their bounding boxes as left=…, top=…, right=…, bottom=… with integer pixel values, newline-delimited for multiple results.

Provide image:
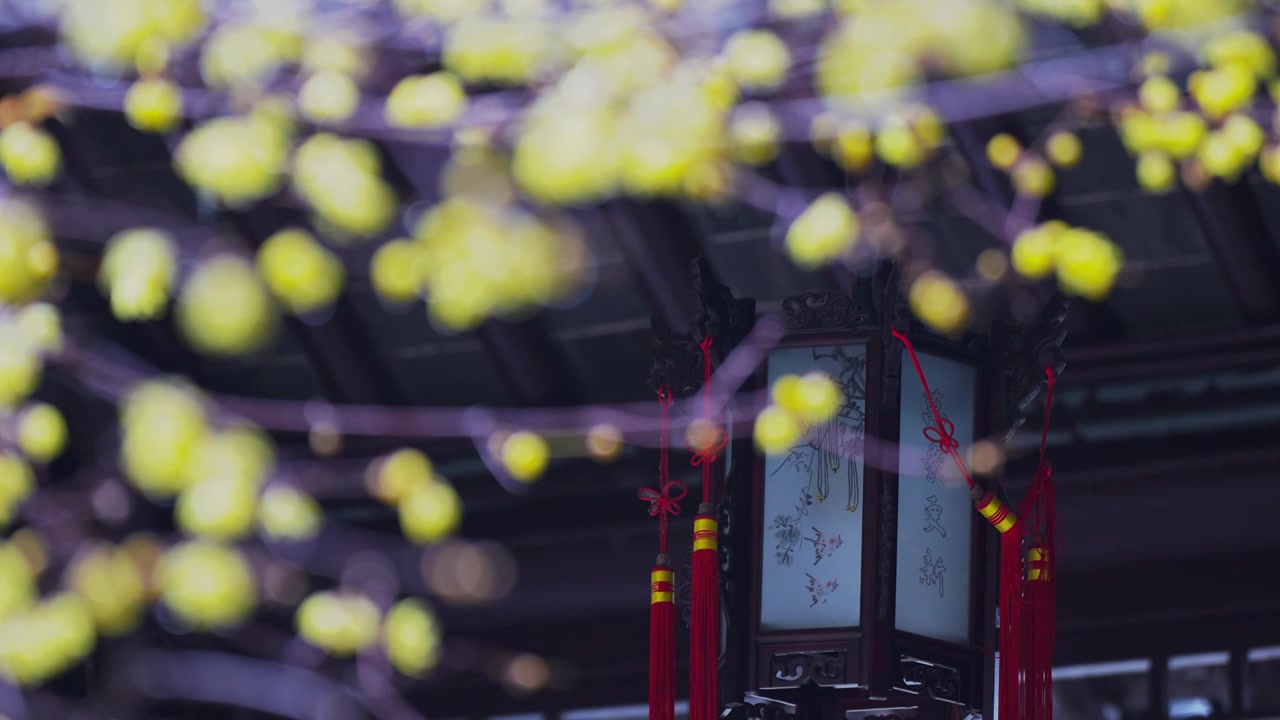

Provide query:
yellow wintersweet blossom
left=817, top=0, right=1024, bottom=102
left=1055, top=228, right=1123, bottom=301
left=729, top=103, right=782, bottom=166
left=157, top=541, right=257, bottom=630
left=256, top=228, right=346, bottom=315
left=368, top=448, right=435, bottom=506
left=616, top=82, right=725, bottom=197
left=99, top=228, right=177, bottom=321
left=0, top=323, right=42, bottom=410
left=785, top=193, right=860, bottom=270
left=385, top=74, right=469, bottom=129
left=370, top=240, right=425, bottom=304
left=0, top=198, right=57, bottom=306
left=176, top=256, right=277, bottom=356
left=176, top=474, right=258, bottom=540
left=909, top=271, right=970, bottom=337
left=258, top=485, right=322, bottom=541
left=413, top=197, right=584, bottom=330
left=754, top=405, right=802, bottom=454
left=293, top=134, right=398, bottom=239
left=723, top=30, right=791, bottom=93
left=444, top=16, right=564, bottom=86
left=173, top=115, right=289, bottom=207
left=383, top=599, right=441, bottom=677
left=17, top=403, right=66, bottom=464
left=297, top=591, right=381, bottom=657
left=512, top=85, right=619, bottom=205
left=501, top=431, right=550, bottom=483
left=0, top=122, right=61, bottom=187
left=0, top=593, right=96, bottom=687
left=64, top=544, right=146, bottom=636
left=399, top=478, right=463, bottom=544
left=772, top=373, right=842, bottom=424
left=298, top=71, right=361, bottom=125
left=1012, top=222, right=1064, bottom=279
left=124, top=79, right=183, bottom=133
left=119, top=380, right=208, bottom=498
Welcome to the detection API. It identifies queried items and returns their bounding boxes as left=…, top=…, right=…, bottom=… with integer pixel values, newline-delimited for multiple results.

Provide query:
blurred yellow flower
left=728, top=103, right=782, bottom=166
left=0, top=323, right=41, bottom=409
left=501, top=431, right=550, bottom=483
left=1055, top=229, right=1123, bottom=301
left=0, top=122, right=61, bottom=187
left=298, top=71, right=361, bottom=125
left=17, top=403, right=66, bottom=464
left=64, top=544, right=146, bottom=636
left=399, top=478, right=463, bottom=544
left=256, top=228, right=346, bottom=315
left=174, top=115, right=289, bottom=207
left=124, top=78, right=183, bottom=133
left=785, top=193, right=860, bottom=270
left=908, top=271, right=970, bottom=337
left=383, top=598, right=441, bottom=676
left=176, top=474, right=259, bottom=540
left=158, top=541, right=257, bottom=630
left=176, top=256, right=277, bottom=356
left=385, top=73, right=469, bottom=129
left=297, top=591, right=381, bottom=657
left=723, top=30, right=791, bottom=93
left=15, top=303, right=62, bottom=355
left=754, top=405, right=801, bottom=454
left=119, top=380, right=208, bottom=498
left=99, top=228, right=177, bottom=321
left=258, top=485, right=323, bottom=541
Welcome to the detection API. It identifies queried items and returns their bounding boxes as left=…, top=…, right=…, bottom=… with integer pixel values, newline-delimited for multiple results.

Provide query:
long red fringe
left=997, top=521, right=1026, bottom=720
left=650, top=560, right=676, bottom=720
left=1001, top=367, right=1059, bottom=720
left=690, top=508, right=719, bottom=720
left=1015, top=463, right=1056, bottom=720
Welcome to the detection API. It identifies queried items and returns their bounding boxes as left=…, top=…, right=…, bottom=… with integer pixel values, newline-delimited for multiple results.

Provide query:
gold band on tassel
left=693, top=517, right=718, bottom=552
left=1026, top=546, right=1050, bottom=582
left=975, top=491, right=1017, bottom=534
left=651, top=568, right=675, bottom=604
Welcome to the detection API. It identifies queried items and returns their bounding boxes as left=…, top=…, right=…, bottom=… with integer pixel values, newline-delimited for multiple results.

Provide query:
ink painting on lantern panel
left=895, top=350, right=976, bottom=645
left=759, top=345, right=866, bottom=632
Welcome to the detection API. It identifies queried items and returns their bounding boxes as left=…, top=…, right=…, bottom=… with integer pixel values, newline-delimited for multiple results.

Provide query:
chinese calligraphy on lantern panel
left=759, top=344, right=867, bottom=631
left=894, top=351, right=976, bottom=645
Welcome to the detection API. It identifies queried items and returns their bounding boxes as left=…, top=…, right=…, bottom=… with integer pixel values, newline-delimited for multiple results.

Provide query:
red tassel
left=987, top=367, right=1058, bottom=720
left=688, top=335, right=721, bottom=720
left=1017, top=462, right=1056, bottom=720
left=690, top=506, right=719, bottom=720
left=1016, top=369, right=1058, bottom=720
left=642, top=387, right=684, bottom=720
left=650, top=558, right=676, bottom=720
left=976, top=489, right=1025, bottom=720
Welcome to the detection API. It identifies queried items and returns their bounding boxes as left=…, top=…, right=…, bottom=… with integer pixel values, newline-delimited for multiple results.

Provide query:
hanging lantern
left=649, top=259, right=1069, bottom=720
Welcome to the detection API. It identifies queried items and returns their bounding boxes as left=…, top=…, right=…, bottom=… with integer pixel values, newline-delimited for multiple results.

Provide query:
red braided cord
left=659, top=387, right=672, bottom=554
left=698, top=335, right=715, bottom=502
left=638, top=387, right=685, bottom=553
left=1039, top=367, right=1055, bottom=465
left=890, top=328, right=975, bottom=490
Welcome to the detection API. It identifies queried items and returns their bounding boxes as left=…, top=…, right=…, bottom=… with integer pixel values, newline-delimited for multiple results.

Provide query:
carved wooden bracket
left=650, top=257, right=755, bottom=398
left=1002, top=293, right=1070, bottom=441
left=898, top=657, right=962, bottom=703
left=770, top=651, right=847, bottom=686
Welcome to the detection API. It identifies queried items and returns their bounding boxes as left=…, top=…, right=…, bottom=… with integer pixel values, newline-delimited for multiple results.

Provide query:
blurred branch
left=130, top=649, right=370, bottom=720
left=55, top=318, right=784, bottom=444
